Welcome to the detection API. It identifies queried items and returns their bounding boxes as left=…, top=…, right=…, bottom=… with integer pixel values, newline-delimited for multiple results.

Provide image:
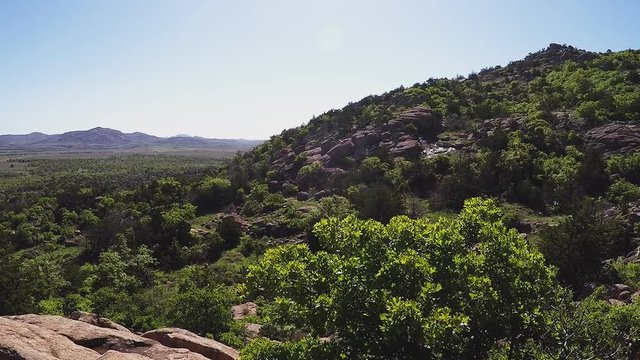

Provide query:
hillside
left=243, top=44, right=640, bottom=203
left=2, top=44, right=640, bottom=359
left=226, top=44, right=640, bottom=356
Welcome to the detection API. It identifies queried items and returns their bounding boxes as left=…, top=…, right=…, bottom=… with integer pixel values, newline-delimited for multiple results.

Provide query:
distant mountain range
left=0, top=127, right=263, bottom=150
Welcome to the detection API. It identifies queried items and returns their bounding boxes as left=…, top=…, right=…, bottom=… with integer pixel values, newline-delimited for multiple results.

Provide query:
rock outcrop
left=142, top=328, right=239, bottom=360
left=0, top=317, right=101, bottom=360
left=264, top=105, right=449, bottom=191
left=69, top=311, right=131, bottom=333
left=393, top=106, right=442, bottom=135
left=389, top=139, right=422, bottom=159
left=585, top=122, right=640, bottom=154
left=0, top=314, right=239, bottom=360
left=231, top=302, right=258, bottom=320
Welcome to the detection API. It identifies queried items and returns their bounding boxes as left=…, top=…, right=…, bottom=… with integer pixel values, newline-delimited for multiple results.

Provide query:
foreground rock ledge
left=0, top=317, right=100, bottom=360
left=143, top=328, right=239, bottom=360
left=0, top=314, right=239, bottom=360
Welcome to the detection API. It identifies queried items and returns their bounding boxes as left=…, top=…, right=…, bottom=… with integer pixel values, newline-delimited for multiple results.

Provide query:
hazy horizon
left=0, top=126, right=263, bottom=140
left=2, top=0, right=639, bottom=139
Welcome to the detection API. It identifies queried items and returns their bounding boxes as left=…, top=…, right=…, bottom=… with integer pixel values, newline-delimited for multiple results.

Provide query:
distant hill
left=0, top=132, right=49, bottom=145
left=0, top=127, right=263, bottom=151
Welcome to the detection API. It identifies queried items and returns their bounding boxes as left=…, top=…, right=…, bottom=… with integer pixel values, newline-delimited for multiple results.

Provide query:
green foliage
left=62, top=293, right=92, bottom=315
left=607, top=152, right=640, bottom=184
left=2, top=47, right=640, bottom=356
left=573, top=100, right=606, bottom=124
left=246, top=198, right=559, bottom=359
left=90, top=287, right=138, bottom=325
left=612, top=261, right=640, bottom=290
left=302, top=195, right=357, bottom=251
left=297, top=162, right=323, bottom=178
left=531, top=292, right=640, bottom=359
left=241, top=337, right=339, bottom=360
left=166, top=286, right=234, bottom=337
left=242, top=182, right=285, bottom=215
left=347, top=183, right=405, bottom=222
left=37, top=297, right=64, bottom=316
left=90, top=243, right=157, bottom=292
left=607, top=179, right=640, bottom=205
left=193, top=176, right=232, bottom=211
left=539, top=146, right=583, bottom=210
left=161, top=203, right=196, bottom=233
left=539, top=199, right=631, bottom=289
left=500, top=131, right=535, bottom=180
left=358, top=156, right=389, bottom=184
left=216, top=216, right=244, bottom=252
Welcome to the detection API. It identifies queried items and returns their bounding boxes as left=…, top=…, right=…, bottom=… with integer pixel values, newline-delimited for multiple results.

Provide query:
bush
left=539, top=199, right=631, bottom=290
left=241, top=337, right=339, bottom=360
left=193, top=176, right=232, bottom=212
left=166, top=286, right=234, bottom=337
left=607, top=152, right=640, bottom=184
left=573, top=100, right=606, bottom=125
left=347, top=183, right=405, bottom=222
left=246, top=198, right=559, bottom=359
left=539, top=146, right=583, bottom=210
left=612, top=261, right=640, bottom=290
left=531, top=292, right=640, bottom=359
left=218, top=216, right=244, bottom=246
left=297, top=162, right=323, bottom=178
left=607, top=179, right=640, bottom=205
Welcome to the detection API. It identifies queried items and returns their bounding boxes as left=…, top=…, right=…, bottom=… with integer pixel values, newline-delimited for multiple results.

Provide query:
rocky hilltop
left=0, top=312, right=239, bottom=360
left=242, top=44, right=640, bottom=201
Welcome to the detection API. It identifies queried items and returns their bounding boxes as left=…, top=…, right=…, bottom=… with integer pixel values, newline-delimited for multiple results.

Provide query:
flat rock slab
left=0, top=317, right=100, bottom=360
left=70, top=311, right=132, bottom=333
left=97, top=351, right=154, bottom=359
left=143, top=328, right=239, bottom=360
left=4, top=315, right=209, bottom=360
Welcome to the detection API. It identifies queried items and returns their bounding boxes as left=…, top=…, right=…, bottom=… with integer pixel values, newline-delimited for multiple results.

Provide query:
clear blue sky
left=1, top=0, right=638, bottom=139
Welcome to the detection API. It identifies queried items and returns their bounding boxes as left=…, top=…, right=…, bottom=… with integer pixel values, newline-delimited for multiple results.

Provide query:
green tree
left=607, top=152, right=640, bottom=184
left=193, top=176, right=232, bottom=212
left=531, top=291, right=640, bottom=359
left=539, top=198, right=631, bottom=290
left=539, top=146, right=583, bottom=210
left=245, top=198, right=559, bottom=359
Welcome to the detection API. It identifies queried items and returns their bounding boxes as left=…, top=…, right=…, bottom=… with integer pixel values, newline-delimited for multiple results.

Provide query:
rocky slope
left=246, top=44, right=640, bottom=199
left=233, top=44, right=640, bottom=297
left=0, top=313, right=239, bottom=360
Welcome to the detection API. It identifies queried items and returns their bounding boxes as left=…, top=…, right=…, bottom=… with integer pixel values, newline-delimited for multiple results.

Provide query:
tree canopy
left=244, top=198, right=559, bottom=359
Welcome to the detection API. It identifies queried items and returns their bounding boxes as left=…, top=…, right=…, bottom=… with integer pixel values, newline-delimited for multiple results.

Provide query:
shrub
left=612, top=261, right=640, bottom=290
left=166, top=286, right=234, bottom=337
left=297, top=162, right=323, bottom=178
left=246, top=198, right=559, bottom=359
left=347, top=183, right=405, bottom=222
left=193, top=176, right=232, bottom=211
left=607, top=152, right=640, bottom=184
left=607, top=179, right=640, bottom=205
left=539, top=199, right=631, bottom=290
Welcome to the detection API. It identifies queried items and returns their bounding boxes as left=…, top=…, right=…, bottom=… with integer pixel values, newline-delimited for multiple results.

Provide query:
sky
left=1, top=1, right=639, bottom=139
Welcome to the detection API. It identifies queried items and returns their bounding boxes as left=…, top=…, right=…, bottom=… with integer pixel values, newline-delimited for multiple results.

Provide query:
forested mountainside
left=2, top=44, right=640, bottom=359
